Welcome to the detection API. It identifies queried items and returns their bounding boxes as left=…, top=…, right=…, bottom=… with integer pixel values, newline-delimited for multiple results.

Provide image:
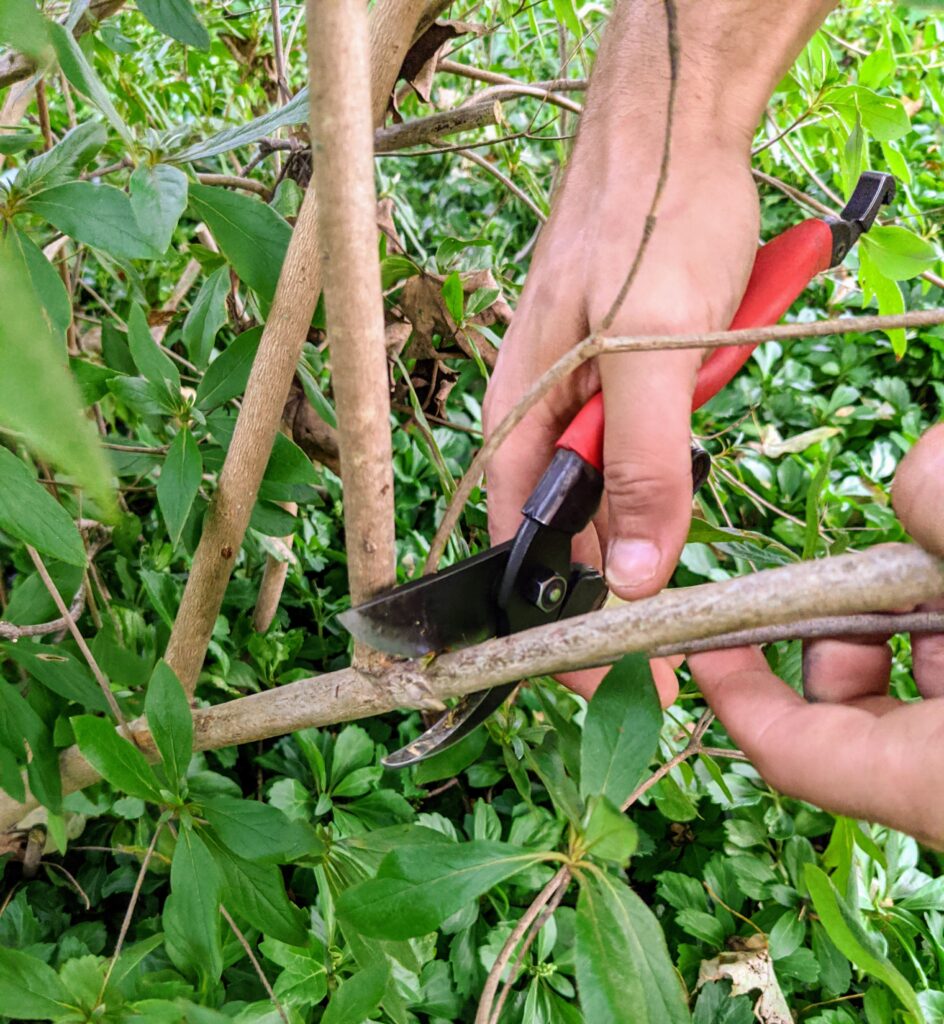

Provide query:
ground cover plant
left=0, top=0, right=943, bottom=1021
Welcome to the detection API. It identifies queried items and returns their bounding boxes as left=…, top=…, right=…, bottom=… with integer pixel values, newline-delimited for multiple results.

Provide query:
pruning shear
left=340, top=171, right=896, bottom=769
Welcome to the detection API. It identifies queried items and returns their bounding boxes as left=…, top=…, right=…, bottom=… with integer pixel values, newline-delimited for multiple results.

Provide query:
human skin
left=691, top=425, right=944, bottom=849
left=483, top=0, right=837, bottom=699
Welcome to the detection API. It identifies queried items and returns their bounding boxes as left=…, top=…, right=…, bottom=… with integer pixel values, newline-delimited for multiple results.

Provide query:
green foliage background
left=0, top=0, right=942, bottom=1021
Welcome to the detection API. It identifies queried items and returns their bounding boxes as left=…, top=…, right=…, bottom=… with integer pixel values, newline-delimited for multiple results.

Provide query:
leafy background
left=0, top=0, right=942, bottom=1022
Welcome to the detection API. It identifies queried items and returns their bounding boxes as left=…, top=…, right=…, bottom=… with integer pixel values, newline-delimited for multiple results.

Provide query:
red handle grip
left=556, top=217, right=834, bottom=471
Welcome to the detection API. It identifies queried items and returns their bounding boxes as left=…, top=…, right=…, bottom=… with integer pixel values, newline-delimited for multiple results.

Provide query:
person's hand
left=484, top=152, right=759, bottom=702
left=690, top=424, right=944, bottom=848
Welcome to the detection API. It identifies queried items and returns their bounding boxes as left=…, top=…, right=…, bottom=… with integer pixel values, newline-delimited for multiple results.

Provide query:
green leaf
left=129, top=163, right=189, bottom=254
left=204, top=831, right=308, bottom=945
left=0, top=683, right=61, bottom=811
left=580, top=653, right=662, bottom=806
left=0, top=0, right=50, bottom=61
left=183, top=266, right=232, bottom=366
left=138, top=0, right=210, bottom=49
left=14, top=121, right=106, bottom=195
left=25, top=182, right=158, bottom=260
left=48, top=22, right=132, bottom=144
left=861, top=225, right=938, bottom=280
left=581, top=795, right=638, bottom=866
left=3, top=642, right=110, bottom=713
left=0, top=448, right=85, bottom=565
left=164, top=827, right=223, bottom=982
left=7, top=227, right=72, bottom=338
left=196, top=327, right=262, bottom=410
left=260, top=936, right=328, bottom=1008
left=826, top=85, right=911, bottom=141
left=859, top=246, right=906, bottom=355
left=144, top=661, right=193, bottom=789
left=157, top=428, right=202, bottom=547
left=441, top=271, right=464, bottom=322
left=72, top=715, right=163, bottom=802
left=187, top=184, right=292, bottom=302
left=0, top=947, right=72, bottom=1020
left=201, top=795, right=324, bottom=862
left=321, top=961, right=389, bottom=1024
left=804, top=864, right=922, bottom=1019
left=128, top=304, right=181, bottom=389
left=575, top=871, right=690, bottom=1024
left=676, top=908, right=726, bottom=947
left=0, top=231, right=114, bottom=511
left=173, top=89, right=309, bottom=164
left=336, top=840, right=545, bottom=939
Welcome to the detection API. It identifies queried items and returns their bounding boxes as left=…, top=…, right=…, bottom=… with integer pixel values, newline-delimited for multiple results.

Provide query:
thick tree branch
left=2, top=544, right=941, bottom=830
left=425, top=306, right=944, bottom=570
left=375, top=101, right=501, bottom=151
left=163, top=0, right=429, bottom=696
left=308, top=0, right=396, bottom=606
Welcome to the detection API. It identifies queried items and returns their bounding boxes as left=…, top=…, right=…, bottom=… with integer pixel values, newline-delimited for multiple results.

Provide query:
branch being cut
left=163, top=0, right=430, bottom=696
left=308, top=0, right=396, bottom=606
left=425, top=306, right=944, bottom=570
left=1, top=544, right=940, bottom=830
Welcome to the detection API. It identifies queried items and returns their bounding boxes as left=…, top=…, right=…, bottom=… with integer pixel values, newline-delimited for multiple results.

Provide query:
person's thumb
left=599, top=349, right=702, bottom=599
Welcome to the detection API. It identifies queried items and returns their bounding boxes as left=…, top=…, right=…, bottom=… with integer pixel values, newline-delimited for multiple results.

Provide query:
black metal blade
left=382, top=684, right=516, bottom=768
left=338, top=541, right=513, bottom=657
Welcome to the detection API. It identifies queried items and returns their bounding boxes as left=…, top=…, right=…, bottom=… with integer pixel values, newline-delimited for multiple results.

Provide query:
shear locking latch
left=825, top=171, right=896, bottom=266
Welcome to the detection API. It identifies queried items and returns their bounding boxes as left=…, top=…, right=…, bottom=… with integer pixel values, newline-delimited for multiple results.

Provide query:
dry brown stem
left=163, top=0, right=429, bottom=696
left=1, top=544, right=940, bottom=830
left=308, top=0, right=396, bottom=606
left=425, top=306, right=944, bottom=570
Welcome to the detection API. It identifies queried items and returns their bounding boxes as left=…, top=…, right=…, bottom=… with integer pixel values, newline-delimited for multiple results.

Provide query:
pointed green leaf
left=129, top=163, right=189, bottom=254
left=138, top=0, right=210, bottom=50
left=128, top=304, right=180, bottom=389
left=575, top=872, right=690, bottom=1024
left=157, top=428, right=202, bottom=546
left=580, top=653, right=662, bottom=806
left=804, top=864, right=922, bottom=1019
left=0, top=682, right=61, bottom=812
left=196, top=326, right=262, bottom=410
left=183, top=265, right=232, bottom=366
left=164, top=827, right=223, bottom=982
left=204, top=830, right=308, bottom=945
left=48, top=22, right=132, bottom=144
left=188, top=184, right=291, bottom=302
left=0, top=947, right=72, bottom=1020
left=201, top=795, right=324, bottom=862
left=0, top=231, right=114, bottom=511
left=25, top=182, right=158, bottom=260
left=72, top=715, right=163, bottom=802
left=336, top=840, right=545, bottom=939
left=0, top=448, right=85, bottom=566
left=861, top=225, right=938, bottom=281
left=7, top=227, right=72, bottom=338
left=321, top=961, right=389, bottom=1024
left=144, top=661, right=193, bottom=789
left=14, top=121, right=106, bottom=196
left=0, top=0, right=50, bottom=61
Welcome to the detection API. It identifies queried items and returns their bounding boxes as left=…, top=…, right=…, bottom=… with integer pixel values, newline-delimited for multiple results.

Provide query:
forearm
left=573, top=0, right=836, bottom=177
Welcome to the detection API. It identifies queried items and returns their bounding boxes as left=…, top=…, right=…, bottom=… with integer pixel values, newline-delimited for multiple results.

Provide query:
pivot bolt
left=524, top=570, right=568, bottom=613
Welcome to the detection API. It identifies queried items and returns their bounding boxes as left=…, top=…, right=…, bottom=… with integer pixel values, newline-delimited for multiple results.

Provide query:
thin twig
left=476, top=866, right=571, bottom=1024
left=98, top=820, right=165, bottom=1002
left=489, top=873, right=570, bottom=1024
left=221, top=904, right=289, bottom=1023
left=26, top=546, right=123, bottom=726
left=438, top=58, right=588, bottom=91
left=459, top=147, right=546, bottom=222
left=598, top=0, right=678, bottom=332
left=424, top=306, right=944, bottom=570
left=269, top=0, right=292, bottom=104
left=621, top=709, right=713, bottom=811
left=40, top=860, right=91, bottom=909
left=195, top=173, right=271, bottom=198
left=0, top=583, right=87, bottom=640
